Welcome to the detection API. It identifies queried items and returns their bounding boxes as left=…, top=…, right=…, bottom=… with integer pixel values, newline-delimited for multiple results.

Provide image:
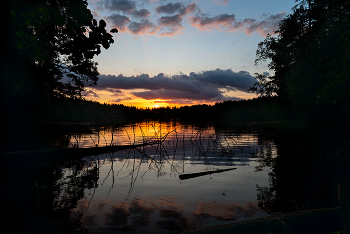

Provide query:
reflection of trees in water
left=2, top=158, right=96, bottom=233
left=52, top=159, right=100, bottom=232
left=255, top=128, right=350, bottom=215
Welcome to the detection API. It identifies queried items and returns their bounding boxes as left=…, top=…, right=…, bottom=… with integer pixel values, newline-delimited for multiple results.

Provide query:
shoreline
left=177, top=207, right=342, bottom=234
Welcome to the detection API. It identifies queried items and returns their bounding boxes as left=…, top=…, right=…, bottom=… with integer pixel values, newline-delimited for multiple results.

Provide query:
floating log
left=179, top=168, right=236, bottom=180
left=0, top=142, right=156, bottom=171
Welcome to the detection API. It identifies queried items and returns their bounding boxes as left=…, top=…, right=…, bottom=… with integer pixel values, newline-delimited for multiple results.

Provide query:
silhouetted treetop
left=251, top=0, right=350, bottom=118
left=2, top=0, right=118, bottom=99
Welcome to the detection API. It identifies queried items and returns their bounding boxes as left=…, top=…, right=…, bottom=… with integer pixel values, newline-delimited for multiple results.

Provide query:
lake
left=56, top=121, right=274, bottom=233
left=2, top=120, right=348, bottom=233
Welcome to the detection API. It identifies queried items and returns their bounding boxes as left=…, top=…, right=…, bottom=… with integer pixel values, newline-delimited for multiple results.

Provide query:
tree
left=1, top=0, right=118, bottom=100
left=248, top=73, right=278, bottom=97
left=252, top=0, right=350, bottom=118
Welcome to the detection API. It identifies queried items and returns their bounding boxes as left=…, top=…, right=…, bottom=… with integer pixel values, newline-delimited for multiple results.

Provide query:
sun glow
left=84, top=88, right=252, bottom=109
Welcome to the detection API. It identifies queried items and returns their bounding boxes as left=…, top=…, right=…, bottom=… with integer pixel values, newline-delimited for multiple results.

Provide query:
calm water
left=8, top=120, right=344, bottom=233
left=54, top=121, right=279, bottom=233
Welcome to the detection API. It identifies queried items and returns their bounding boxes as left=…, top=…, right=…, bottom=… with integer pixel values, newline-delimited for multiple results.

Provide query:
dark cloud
left=155, top=2, right=197, bottom=15
left=105, top=0, right=136, bottom=12
left=106, top=14, right=158, bottom=34
left=109, top=98, right=129, bottom=102
left=155, top=2, right=183, bottom=14
left=105, top=88, right=125, bottom=96
left=82, top=90, right=100, bottom=98
left=96, top=69, right=257, bottom=101
left=102, top=0, right=151, bottom=18
left=132, top=88, right=224, bottom=101
left=129, top=19, right=159, bottom=34
left=158, top=14, right=183, bottom=28
left=190, top=13, right=238, bottom=30
left=156, top=3, right=198, bottom=35
left=130, top=8, right=151, bottom=18
left=106, top=14, right=131, bottom=31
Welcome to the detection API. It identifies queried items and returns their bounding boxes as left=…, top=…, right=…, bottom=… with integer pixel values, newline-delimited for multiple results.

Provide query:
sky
left=83, top=0, right=296, bottom=108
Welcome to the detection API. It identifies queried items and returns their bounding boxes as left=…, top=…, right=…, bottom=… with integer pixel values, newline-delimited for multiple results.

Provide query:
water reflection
left=74, top=197, right=265, bottom=234
left=255, top=128, right=348, bottom=214
left=49, top=121, right=276, bottom=233
left=3, top=121, right=347, bottom=233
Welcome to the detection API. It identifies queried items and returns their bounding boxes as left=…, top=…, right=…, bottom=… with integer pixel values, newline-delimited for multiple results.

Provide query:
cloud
left=103, top=0, right=136, bottom=13
left=244, top=12, right=286, bottom=36
left=106, top=14, right=159, bottom=35
left=130, top=8, right=151, bottom=18
left=154, top=3, right=198, bottom=35
left=213, top=0, right=229, bottom=5
left=155, top=2, right=197, bottom=15
left=158, top=14, right=183, bottom=29
left=190, top=12, right=286, bottom=36
left=153, top=99, right=195, bottom=105
left=82, top=90, right=100, bottom=98
left=132, top=88, right=223, bottom=101
left=102, top=0, right=151, bottom=18
left=98, top=0, right=285, bottom=37
left=109, top=98, right=130, bottom=102
left=106, top=14, right=131, bottom=32
left=100, top=0, right=283, bottom=37
left=190, top=14, right=238, bottom=31
left=95, top=69, right=257, bottom=101
left=128, top=19, right=160, bottom=35
left=155, top=2, right=183, bottom=14
left=91, top=10, right=100, bottom=18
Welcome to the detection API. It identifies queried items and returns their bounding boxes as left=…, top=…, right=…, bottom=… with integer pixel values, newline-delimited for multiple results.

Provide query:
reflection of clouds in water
left=157, top=209, right=188, bottom=232
left=159, top=197, right=182, bottom=209
left=77, top=197, right=264, bottom=233
left=157, top=197, right=188, bottom=232
left=192, top=201, right=261, bottom=222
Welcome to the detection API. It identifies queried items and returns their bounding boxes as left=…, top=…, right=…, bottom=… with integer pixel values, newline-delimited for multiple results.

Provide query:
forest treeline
left=35, top=96, right=283, bottom=124
left=36, top=95, right=349, bottom=125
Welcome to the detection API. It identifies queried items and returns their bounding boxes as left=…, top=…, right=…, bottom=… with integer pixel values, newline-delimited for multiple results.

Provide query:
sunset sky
left=84, top=0, right=295, bottom=108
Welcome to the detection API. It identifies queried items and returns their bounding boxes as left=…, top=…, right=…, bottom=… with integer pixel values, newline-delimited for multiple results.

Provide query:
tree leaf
left=102, top=41, right=110, bottom=49
left=110, top=28, right=118, bottom=33
left=30, top=11, right=36, bottom=17
left=99, top=19, right=106, bottom=28
left=17, top=43, right=24, bottom=49
left=10, top=10, right=16, bottom=17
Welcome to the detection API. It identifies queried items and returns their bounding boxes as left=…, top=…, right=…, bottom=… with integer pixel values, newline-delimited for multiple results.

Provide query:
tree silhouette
left=252, top=0, right=350, bottom=119
left=1, top=0, right=118, bottom=100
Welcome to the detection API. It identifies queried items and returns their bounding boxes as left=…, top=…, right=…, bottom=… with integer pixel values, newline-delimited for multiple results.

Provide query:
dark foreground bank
left=177, top=207, right=342, bottom=234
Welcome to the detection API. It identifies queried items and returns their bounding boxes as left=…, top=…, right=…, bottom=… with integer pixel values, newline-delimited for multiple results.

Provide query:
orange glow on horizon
left=94, top=98, right=220, bottom=109
left=84, top=88, right=257, bottom=109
